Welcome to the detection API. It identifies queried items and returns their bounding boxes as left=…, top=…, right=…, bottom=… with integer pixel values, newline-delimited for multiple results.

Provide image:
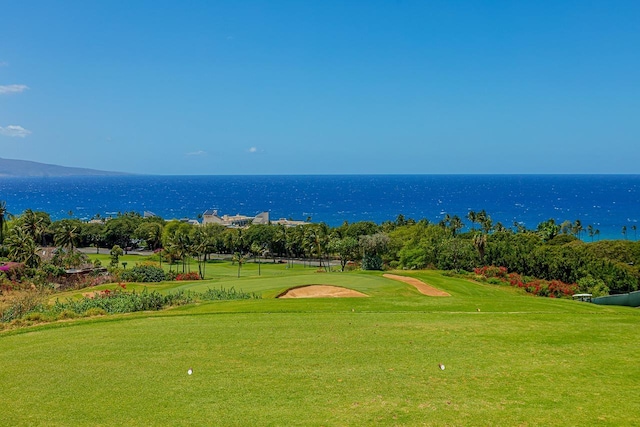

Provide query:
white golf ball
left=439, top=364, right=445, bottom=371
left=187, top=369, right=193, bottom=375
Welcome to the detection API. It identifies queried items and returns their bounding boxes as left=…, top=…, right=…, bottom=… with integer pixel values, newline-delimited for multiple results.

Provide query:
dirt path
left=383, top=274, right=451, bottom=297
left=278, top=285, right=368, bottom=298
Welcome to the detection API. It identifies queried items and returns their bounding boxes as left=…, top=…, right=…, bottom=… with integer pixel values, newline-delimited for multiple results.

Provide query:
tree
left=0, top=200, right=12, bottom=244
left=467, top=210, right=477, bottom=231
left=537, top=219, right=560, bottom=242
left=250, top=242, right=264, bottom=276
left=135, top=221, right=164, bottom=250
left=110, top=245, right=123, bottom=267
left=103, top=212, right=142, bottom=251
left=304, top=223, right=330, bottom=269
left=54, top=219, right=80, bottom=252
left=17, top=209, right=50, bottom=245
left=473, top=232, right=487, bottom=264
left=449, top=215, right=464, bottom=237
left=328, top=236, right=359, bottom=271
left=4, top=227, right=41, bottom=268
left=587, top=225, right=595, bottom=242
left=632, top=225, right=637, bottom=241
left=622, top=225, right=628, bottom=240
left=191, top=226, right=213, bottom=279
left=573, top=220, right=583, bottom=239
left=477, top=210, right=493, bottom=234
left=232, top=252, right=245, bottom=278
left=438, top=213, right=451, bottom=230
left=359, top=232, right=390, bottom=270
left=81, top=222, right=105, bottom=253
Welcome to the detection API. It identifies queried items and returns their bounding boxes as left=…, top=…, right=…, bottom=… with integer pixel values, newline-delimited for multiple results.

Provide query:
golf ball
left=439, top=364, right=445, bottom=370
left=188, top=369, right=193, bottom=375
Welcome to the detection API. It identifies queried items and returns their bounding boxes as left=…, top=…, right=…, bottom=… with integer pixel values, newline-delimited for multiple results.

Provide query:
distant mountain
left=0, top=158, right=130, bottom=177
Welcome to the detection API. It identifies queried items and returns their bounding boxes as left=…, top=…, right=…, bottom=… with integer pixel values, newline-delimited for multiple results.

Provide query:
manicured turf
left=3, top=265, right=639, bottom=426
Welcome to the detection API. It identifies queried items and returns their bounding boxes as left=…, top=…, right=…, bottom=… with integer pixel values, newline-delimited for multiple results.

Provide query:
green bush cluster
left=119, top=264, right=168, bottom=282
left=50, top=288, right=194, bottom=314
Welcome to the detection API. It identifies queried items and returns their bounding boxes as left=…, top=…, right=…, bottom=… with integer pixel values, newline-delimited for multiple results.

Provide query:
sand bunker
left=383, top=274, right=451, bottom=297
left=278, top=285, right=368, bottom=298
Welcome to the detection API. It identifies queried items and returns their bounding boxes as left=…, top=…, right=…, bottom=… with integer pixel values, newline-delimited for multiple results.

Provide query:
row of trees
left=1, top=203, right=639, bottom=294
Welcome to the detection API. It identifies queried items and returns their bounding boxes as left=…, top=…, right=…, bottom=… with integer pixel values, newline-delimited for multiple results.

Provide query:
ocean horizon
left=1, top=174, right=638, bottom=241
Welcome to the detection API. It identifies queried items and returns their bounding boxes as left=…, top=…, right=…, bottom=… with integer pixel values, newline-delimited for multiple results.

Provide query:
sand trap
left=278, top=285, right=368, bottom=298
left=383, top=274, right=451, bottom=297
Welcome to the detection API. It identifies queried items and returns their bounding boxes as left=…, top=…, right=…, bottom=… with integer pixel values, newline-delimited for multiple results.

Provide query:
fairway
left=2, top=268, right=639, bottom=426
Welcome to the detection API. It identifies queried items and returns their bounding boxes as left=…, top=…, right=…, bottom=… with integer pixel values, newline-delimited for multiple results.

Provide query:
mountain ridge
left=0, top=158, right=130, bottom=177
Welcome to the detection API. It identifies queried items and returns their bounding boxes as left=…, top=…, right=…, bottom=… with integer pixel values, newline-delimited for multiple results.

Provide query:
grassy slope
left=2, top=266, right=639, bottom=426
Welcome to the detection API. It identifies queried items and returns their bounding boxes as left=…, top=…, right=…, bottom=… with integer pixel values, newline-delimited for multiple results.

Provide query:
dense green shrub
left=120, top=264, right=167, bottom=282
left=362, top=254, right=383, bottom=271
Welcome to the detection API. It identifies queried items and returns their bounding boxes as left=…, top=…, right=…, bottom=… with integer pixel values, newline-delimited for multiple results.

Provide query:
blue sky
left=1, top=1, right=639, bottom=175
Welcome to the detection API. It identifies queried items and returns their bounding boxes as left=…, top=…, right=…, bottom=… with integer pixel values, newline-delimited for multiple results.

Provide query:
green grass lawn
left=2, top=265, right=639, bottom=426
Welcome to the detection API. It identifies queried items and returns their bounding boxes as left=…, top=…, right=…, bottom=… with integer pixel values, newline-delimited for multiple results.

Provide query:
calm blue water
left=0, top=175, right=638, bottom=240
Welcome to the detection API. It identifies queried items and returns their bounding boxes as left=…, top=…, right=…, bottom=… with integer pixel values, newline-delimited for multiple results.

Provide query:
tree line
left=1, top=203, right=639, bottom=294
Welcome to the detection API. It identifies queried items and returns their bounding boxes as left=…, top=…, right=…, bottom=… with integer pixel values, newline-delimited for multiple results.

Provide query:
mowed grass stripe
left=2, top=309, right=639, bottom=426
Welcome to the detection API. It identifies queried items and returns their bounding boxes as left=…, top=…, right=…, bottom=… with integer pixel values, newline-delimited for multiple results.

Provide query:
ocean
left=0, top=175, right=638, bottom=240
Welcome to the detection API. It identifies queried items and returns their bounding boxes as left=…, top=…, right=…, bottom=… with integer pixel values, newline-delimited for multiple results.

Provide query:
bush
left=0, top=289, right=47, bottom=323
left=362, top=255, right=383, bottom=271
left=175, top=272, right=201, bottom=281
left=475, top=266, right=578, bottom=298
left=120, top=264, right=166, bottom=283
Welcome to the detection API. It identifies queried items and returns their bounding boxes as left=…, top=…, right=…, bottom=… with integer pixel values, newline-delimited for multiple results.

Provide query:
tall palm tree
left=622, top=225, right=628, bottom=240
left=232, top=252, right=245, bottom=278
left=467, top=210, right=477, bottom=231
left=439, top=213, right=451, bottom=229
left=632, top=225, right=637, bottom=241
left=587, top=225, right=595, bottom=242
left=450, top=215, right=464, bottom=237
left=473, top=232, right=487, bottom=263
left=573, top=220, right=583, bottom=239
left=55, top=220, right=80, bottom=252
left=20, top=209, right=47, bottom=245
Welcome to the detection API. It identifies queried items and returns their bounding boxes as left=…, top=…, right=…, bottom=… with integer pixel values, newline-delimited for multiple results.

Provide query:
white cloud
left=0, top=125, right=32, bottom=138
left=248, top=147, right=258, bottom=153
left=186, top=150, right=207, bottom=156
left=0, top=61, right=8, bottom=67
left=0, top=84, right=29, bottom=94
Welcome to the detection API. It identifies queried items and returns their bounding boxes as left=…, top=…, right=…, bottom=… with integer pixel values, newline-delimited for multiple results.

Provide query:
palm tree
left=467, top=210, right=477, bottom=231
left=55, top=220, right=80, bottom=252
left=232, top=252, right=245, bottom=278
left=5, top=227, right=41, bottom=268
left=251, top=242, right=263, bottom=276
left=622, top=225, right=628, bottom=240
left=0, top=200, right=12, bottom=243
left=450, top=215, right=463, bottom=237
left=473, top=232, right=487, bottom=263
left=439, top=213, right=451, bottom=229
left=477, top=210, right=493, bottom=234
left=573, top=220, right=583, bottom=239
left=632, top=225, right=637, bottom=241
left=587, top=225, right=594, bottom=242
left=20, top=209, right=40, bottom=239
